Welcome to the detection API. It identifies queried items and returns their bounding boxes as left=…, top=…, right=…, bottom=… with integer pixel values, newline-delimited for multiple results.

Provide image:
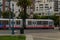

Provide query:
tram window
left=42, top=21, right=48, bottom=25
left=2, top=20, right=9, bottom=25
left=0, top=20, right=9, bottom=25
left=16, top=20, right=20, bottom=25
left=28, top=21, right=32, bottom=25
left=37, top=21, right=41, bottom=25
left=0, top=21, right=1, bottom=24
left=49, top=22, right=53, bottom=25
left=33, top=21, right=36, bottom=24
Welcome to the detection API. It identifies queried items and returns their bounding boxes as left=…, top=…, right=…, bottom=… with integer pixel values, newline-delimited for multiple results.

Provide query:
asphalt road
left=0, top=29, right=60, bottom=40
left=0, top=29, right=59, bottom=34
left=25, top=29, right=60, bottom=40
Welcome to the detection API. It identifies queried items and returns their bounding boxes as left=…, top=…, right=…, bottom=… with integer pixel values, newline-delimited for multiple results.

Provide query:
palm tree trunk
left=20, top=6, right=27, bottom=34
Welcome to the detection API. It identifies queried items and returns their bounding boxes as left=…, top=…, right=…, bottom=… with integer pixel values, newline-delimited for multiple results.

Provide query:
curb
left=0, top=34, right=25, bottom=36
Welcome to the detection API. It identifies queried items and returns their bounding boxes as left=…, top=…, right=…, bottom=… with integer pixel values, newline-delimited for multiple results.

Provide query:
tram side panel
left=4, top=19, right=23, bottom=29
left=14, top=19, right=22, bottom=29
left=26, top=19, right=55, bottom=29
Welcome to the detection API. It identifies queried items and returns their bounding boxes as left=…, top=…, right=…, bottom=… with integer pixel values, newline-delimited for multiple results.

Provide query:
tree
left=17, top=0, right=32, bottom=34
left=2, top=11, right=15, bottom=18
left=33, top=14, right=48, bottom=19
left=49, top=16, right=59, bottom=27
left=17, top=11, right=29, bottom=19
left=33, top=14, right=59, bottom=26
left=33, top=14, right=39, bottom=19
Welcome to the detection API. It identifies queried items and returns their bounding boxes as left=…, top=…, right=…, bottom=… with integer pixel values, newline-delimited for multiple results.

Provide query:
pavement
left=26, top=35, right=33, bottom=40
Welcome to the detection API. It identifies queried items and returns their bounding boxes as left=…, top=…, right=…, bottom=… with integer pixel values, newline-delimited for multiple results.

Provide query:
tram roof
left=0, top=18, right=22, bottom=20
left=26, top=19, right=53, bottom=21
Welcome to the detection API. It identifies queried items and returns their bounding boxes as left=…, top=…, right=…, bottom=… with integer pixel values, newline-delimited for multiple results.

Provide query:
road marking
left=26, top=35, right=33, bottom=40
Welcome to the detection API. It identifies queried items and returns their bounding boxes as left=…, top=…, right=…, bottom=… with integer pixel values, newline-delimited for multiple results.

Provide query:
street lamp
left=8, top=0, right=14, bottom=34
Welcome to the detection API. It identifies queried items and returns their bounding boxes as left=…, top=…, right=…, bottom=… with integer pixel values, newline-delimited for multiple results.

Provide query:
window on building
left=45, top=4, right=49, bottom=10
left=0, top=2, right=1, bottom=5
left=45, top=4, right=49, bottom=8
left=42, top=13, right=44, bottom=15
left=5, top=7, right=8, bottom=11
left=39, top=4, right=43, bottom=11
left=39, top=13, right=41, bottom=15
left=47, top=0, right=53, bottom=2
left=36, top=0, right=42, bottom=3
left=12, top=3, right=14, bottom=12
left=40, top=7, right=43, bottom=8
left=39, top=8, right=43, bottom=11
left=39, top=4, right=43, bottom=6
left=5, top=2, right=9, bottom=7
left=36, top=7, right=38, bottom=11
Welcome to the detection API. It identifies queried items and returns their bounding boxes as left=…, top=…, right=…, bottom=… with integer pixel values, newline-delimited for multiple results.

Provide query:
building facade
left=58, top=0, right=60, bottom=16
left=0, top=0, right=3, bottom=11
left=2, top=0, right=60, bottom=18
left=33, top=0, right=54, bottom=16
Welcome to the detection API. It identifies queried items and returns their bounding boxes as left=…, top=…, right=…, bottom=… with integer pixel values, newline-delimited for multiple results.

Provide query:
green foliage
left=17, top=11, right=29, bottom=19
left=49, top=16, right=59, bottom=26
left=33, top=14, right=40, bottom=19
left=0, top=36, right=26, bottom=40
left=17, top=0, right=31, bottom=7
left=16, top=0, right=32, bottom=34
left=2, top=11, right=15, bottom=18
left=33, top=14, right=59, bottom=26
left=17, top=0, right=32, bottom=19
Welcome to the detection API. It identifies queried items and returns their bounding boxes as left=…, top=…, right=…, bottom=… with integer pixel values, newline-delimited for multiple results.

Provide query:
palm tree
left=17, top=11, right=29, bottom=19
left=17, top=0, right=32, bottom=34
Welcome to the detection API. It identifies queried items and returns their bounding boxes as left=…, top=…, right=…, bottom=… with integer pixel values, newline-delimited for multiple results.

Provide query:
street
left=0, top=29, right=60, bottom=40
left=25, top=29, right=60, bottom=40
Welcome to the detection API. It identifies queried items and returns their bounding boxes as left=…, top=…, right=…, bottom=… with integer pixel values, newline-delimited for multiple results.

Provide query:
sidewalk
left=26, top=34, right=33, bottom=40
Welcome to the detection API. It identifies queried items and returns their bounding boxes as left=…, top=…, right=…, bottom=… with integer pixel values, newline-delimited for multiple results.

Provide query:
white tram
left=26, top=19, right=54, bottom=29
left=0, top=19, right=22, bottom=29
left=0, top=19, right=54, bottom=29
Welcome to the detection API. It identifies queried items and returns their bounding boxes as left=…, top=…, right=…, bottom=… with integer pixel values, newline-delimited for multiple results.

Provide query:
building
left=10, top=1, right=20, bottom=18
left=0, top=0, right=3, bottom=11
left=54, top=0, right=60, bottom=16
left=57, top=0, right=60, bottom=16
left=2, top=0, right=60, bottom=18
left=33, top=0, right=54, bottom=16
left=10, top=0, right=35, bottom=18
left=0, top=0, right=3, bottom=18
